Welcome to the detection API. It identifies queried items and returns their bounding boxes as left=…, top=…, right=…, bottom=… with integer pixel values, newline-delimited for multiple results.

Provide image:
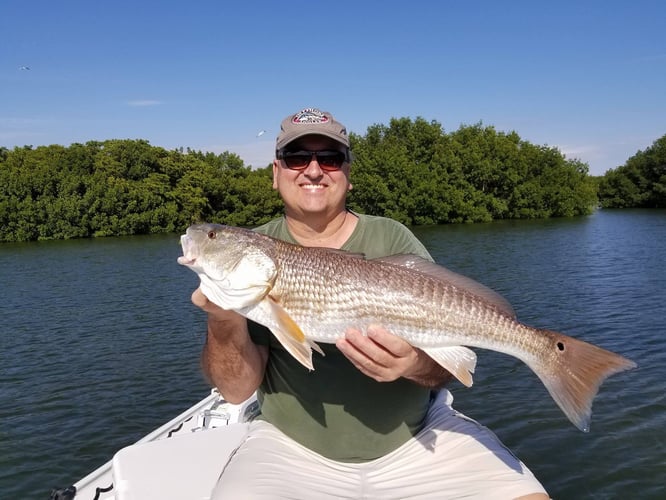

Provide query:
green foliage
left=348, top=118, right=597, bottom=225
left=0, top=140, right=283, bottom=242
left=598, top=135, right=666, bottom=208
left=0, top=118, right=614, bottom=242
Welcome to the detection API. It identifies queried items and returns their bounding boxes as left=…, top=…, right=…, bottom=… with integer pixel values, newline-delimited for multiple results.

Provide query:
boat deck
left=65, top=390, right=258, bottom=500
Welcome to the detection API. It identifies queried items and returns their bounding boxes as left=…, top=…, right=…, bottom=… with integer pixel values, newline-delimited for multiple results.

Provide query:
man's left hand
left=336, top=325, right=452, bottom=386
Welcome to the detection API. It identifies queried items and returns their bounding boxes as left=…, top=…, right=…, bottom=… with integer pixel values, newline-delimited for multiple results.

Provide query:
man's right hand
left=191, top=288, right=234, bottom=319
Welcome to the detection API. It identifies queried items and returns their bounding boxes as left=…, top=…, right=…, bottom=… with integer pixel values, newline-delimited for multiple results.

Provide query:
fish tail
left=531, top=330, right=637, bottom=432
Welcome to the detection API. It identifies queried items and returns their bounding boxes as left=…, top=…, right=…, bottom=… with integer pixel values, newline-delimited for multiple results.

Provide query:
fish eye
left=207, top=230, right=216, bottom=240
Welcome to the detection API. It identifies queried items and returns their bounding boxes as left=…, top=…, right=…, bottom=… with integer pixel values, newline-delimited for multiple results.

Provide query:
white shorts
left=211, top=390, right=547, bottom=499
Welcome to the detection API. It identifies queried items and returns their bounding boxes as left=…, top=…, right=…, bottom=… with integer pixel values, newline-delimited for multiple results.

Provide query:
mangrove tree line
left=1, top=118, right=600, bottom=242
left=597, top=134, right=666, bottom=208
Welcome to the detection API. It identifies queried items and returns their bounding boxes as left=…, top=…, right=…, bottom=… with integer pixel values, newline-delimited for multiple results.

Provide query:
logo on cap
left=292, top=108, right=330, bottom=125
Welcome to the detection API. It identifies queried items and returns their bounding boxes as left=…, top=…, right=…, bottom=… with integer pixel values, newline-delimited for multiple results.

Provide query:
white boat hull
left=62, top=390, right=258, bottom=500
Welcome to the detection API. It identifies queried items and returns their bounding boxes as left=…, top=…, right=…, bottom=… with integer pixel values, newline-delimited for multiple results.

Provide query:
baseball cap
left=276, top=108, right=350, bottom=151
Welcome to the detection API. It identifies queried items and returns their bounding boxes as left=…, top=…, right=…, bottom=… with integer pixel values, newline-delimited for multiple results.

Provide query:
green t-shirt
left=249, top=213, right=434, bottom=462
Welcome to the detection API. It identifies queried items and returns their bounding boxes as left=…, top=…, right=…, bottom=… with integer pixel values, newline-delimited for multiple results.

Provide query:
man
left=192, top=108, right=549, bottom=499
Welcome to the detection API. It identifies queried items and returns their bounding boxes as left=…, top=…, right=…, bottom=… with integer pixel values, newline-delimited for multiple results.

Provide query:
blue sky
left=2, top=0, right=665, bottom=176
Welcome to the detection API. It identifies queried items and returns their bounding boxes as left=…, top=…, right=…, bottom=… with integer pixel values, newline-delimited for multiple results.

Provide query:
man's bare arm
left=193, top=288, right=268, bottom=403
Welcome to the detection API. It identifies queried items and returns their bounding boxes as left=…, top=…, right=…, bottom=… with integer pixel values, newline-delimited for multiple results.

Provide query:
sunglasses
left=277, top=149, right=350, bottom=171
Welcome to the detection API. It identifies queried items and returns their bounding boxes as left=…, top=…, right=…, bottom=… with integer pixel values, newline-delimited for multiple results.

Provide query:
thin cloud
left=558, top=144, right=601, bottom=159
left=205, top=140, right=274, bottom=169
left=633, top=53, right=666, bottom=63
left=0, top=117, right=50, bottom=143
left=126, top=100, right=162, bottom=107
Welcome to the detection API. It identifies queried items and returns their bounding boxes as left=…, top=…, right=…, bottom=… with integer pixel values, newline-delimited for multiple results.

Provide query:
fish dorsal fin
left=264, top=296, right=324, bottom=371
left=375, top=255, right=516, bottom=318
left=422, top=346, right=477, bottom=387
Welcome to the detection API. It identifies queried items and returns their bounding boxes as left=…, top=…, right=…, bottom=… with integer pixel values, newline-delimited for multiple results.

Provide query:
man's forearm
left=201, top=315, right=267, bottom=403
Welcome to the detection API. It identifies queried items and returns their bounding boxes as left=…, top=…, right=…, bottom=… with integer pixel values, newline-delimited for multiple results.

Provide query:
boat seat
left=112, top=423, right=249, bottom=500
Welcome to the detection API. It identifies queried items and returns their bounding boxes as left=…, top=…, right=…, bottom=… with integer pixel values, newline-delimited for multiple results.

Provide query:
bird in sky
left=19, top=66, right=31, bottom=70
left=256, top=130, right=266, bottom=137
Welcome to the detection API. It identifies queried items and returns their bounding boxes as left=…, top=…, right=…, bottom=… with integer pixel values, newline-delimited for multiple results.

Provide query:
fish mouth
left=177, top=234, right=198, bottom=266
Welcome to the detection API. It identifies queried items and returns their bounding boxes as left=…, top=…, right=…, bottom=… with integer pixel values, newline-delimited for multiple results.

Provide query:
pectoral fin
left=265, top=297, right=324, bottom=371
left=422, top=346, right=477, bottom=387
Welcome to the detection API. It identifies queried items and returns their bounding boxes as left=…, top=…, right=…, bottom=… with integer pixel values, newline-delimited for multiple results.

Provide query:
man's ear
left=272, top=160, right=279, bottom=189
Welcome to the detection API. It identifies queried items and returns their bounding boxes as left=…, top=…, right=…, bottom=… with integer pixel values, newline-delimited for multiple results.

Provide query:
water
left=1, top=210, right=664, bottom=499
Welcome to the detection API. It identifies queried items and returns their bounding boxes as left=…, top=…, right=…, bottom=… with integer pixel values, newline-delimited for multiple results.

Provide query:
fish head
left=178, top=223, right=278, bottom=310
left=178, top=223, right=253, bottom=276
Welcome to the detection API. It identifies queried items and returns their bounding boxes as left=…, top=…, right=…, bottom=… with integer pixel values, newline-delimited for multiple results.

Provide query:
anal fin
left=422, top=346, right=477, bottom=387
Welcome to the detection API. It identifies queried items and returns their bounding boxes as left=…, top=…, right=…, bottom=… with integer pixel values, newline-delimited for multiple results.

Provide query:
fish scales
left=178, top=223, right=637, bottom=432
left=273, top=243, right=517, bottom=349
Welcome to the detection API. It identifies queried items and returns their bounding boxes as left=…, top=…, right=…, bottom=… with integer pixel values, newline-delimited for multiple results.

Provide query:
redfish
left=178, top=223, right=636, bottom=431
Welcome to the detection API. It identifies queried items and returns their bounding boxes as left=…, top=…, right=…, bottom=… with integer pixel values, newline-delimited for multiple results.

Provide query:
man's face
left=273, top=135, right=351, bottom=218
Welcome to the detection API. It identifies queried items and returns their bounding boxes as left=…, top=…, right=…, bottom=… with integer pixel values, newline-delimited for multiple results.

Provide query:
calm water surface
left=1, top=210, right=664, bottom=499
